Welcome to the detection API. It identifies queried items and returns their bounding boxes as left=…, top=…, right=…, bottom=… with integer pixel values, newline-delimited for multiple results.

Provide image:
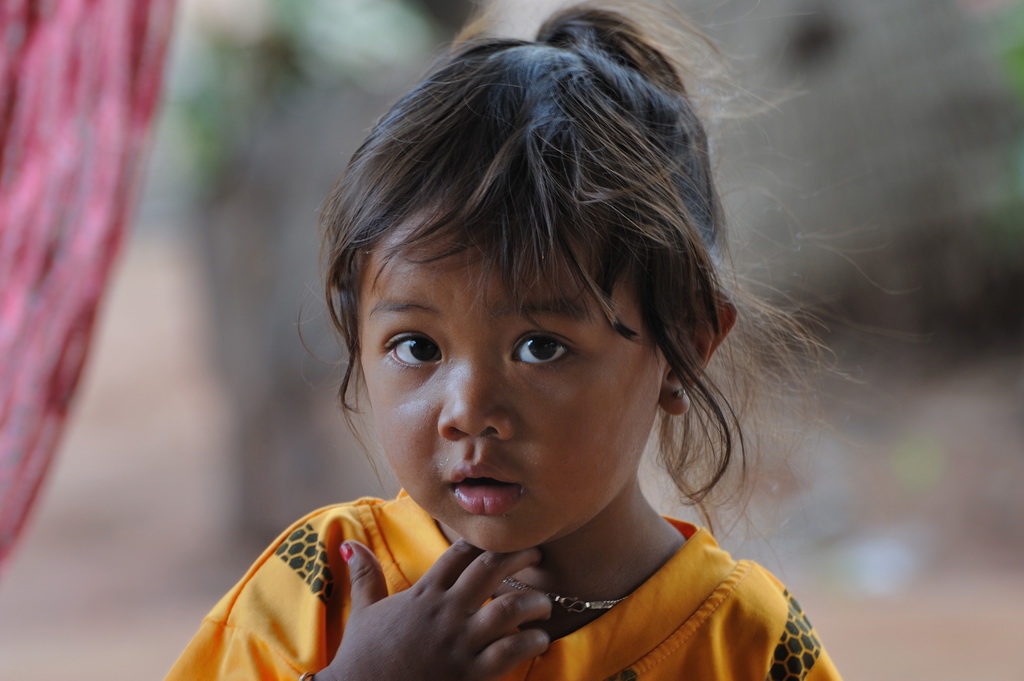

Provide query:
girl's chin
left=437, top=520, right=544, bottom=555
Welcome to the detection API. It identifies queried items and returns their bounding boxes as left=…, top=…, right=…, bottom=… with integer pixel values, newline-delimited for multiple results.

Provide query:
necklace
left=502, top=576, right=627, bottom=613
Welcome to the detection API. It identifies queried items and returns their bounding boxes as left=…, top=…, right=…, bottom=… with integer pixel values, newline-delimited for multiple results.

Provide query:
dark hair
left=321, top=1, right=816, bottom=519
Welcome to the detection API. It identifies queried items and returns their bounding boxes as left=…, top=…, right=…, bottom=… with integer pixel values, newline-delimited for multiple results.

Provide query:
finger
left=473, top=628, right=550, bottom=679
left=468, top=591, right=552, bottom=649
left=417, top=538, right=484, bottom=591
left=343, top=541, right=389, bottom=612
left=451, top=547, right=542, bottom=607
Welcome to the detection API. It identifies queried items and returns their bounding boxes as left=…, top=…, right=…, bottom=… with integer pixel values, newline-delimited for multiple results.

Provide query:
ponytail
left=536, top=6, right=685, bottom=93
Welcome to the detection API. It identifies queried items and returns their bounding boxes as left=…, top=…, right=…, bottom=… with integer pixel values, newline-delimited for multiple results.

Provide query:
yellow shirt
left=166, top=493, right=841, bottom=681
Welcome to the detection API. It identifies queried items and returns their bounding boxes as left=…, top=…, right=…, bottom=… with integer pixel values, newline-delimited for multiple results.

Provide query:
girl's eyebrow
left=368, top=301, right=439, bottom=317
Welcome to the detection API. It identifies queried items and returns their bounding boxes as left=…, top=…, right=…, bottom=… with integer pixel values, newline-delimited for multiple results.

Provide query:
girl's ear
left=658, top=301, right=738, bottom=416
left=694, top=300, right=737, bottom=365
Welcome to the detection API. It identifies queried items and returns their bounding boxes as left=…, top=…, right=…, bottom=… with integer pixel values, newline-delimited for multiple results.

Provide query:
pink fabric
left=0, top=0, right=176, bottom=571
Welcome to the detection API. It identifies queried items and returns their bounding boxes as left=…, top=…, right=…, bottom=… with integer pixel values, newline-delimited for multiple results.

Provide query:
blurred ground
left=0, top=232, right=1022, bottom=679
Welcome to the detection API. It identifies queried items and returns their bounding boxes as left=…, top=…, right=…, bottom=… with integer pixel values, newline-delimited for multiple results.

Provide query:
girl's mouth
left=452, top=477, right=523, bottom=515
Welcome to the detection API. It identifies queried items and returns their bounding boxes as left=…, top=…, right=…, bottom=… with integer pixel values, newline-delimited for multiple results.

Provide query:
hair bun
left=536, top=4, right=684, bottom=93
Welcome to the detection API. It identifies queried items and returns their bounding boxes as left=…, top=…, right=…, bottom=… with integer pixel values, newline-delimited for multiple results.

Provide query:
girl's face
left=358, top=249, right=678, bottom=554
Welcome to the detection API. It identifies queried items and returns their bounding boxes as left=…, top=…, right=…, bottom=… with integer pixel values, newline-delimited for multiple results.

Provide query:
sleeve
left=164, top=504, right=371, bottom=681
left=759, top=573, right=843, bottom=681
left=164, top=619, right=306, bottom=681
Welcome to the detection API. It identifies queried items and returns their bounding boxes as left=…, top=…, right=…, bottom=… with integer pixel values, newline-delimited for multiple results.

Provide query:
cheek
left=526, top=374, right=657, bottom=469
left=579, top=361, right=662, bottom=448
left=377, top=407, right=436, bottom=486
left=366, top=379, right=438, bottom=458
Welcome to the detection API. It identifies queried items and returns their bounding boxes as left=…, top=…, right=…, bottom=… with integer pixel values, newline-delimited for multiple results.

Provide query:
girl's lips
left=452, top=479, right=523, bottom=515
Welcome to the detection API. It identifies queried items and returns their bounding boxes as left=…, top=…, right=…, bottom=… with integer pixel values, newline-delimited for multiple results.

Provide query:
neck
left=531, top=490, right=680, bottom=589
left=508, top=486, right=685, bottom=639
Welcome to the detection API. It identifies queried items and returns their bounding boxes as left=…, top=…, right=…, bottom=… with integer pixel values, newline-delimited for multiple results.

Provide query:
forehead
left=360, top=247, right=599, bottom=321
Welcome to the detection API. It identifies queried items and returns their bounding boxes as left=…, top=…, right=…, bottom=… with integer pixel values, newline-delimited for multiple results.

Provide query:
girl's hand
left=319, top=539, right=552, bottom=681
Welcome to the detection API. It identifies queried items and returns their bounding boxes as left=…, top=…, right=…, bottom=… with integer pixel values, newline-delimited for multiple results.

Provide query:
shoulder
left=629, top=524, right=842, bottom=680
left=166, top=495, right=434, bottom=680
left=199, top=498, right=386, bottom=628
left=212, top=495, right=426, bottom=618
left=204, top=492, right=446, bottom=625
left=697, top=561, right=842, bottom=681
left=256, top=498, right=388, bottom=604
left=658, top=523, right=820, bottom=638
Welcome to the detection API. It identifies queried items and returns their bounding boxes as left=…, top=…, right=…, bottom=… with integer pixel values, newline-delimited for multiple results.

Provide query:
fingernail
left=340, top=542, right=353, bottom=563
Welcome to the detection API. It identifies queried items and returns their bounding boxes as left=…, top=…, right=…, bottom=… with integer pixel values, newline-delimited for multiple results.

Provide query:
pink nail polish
left=340, top=542, right=353, bottom=563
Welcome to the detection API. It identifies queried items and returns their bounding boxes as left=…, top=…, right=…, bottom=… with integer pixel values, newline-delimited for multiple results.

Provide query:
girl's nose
left=437, top=364, right=514, bottom=441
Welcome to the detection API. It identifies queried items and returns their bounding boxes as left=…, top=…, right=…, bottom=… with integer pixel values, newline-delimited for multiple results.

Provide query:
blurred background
left=1, top=0, right=1023, bottom=678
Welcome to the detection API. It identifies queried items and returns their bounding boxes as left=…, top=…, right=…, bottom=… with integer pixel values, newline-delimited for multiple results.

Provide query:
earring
left=672, top=388, right=686, bottom=400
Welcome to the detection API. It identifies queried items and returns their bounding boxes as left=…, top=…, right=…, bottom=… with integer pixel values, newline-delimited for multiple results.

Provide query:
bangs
left=392, top=42, right=638, bottom=316
left=374, top=196, right=637, bottom=336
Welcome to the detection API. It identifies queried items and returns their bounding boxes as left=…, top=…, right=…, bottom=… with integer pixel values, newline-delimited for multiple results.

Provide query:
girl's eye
left=514, top=336, right=567, bottom=364
left=391, top=337, right=441, bottom=364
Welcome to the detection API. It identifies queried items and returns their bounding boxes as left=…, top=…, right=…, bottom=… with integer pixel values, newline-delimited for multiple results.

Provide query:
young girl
left=167, top=2, right=841, bottom=679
